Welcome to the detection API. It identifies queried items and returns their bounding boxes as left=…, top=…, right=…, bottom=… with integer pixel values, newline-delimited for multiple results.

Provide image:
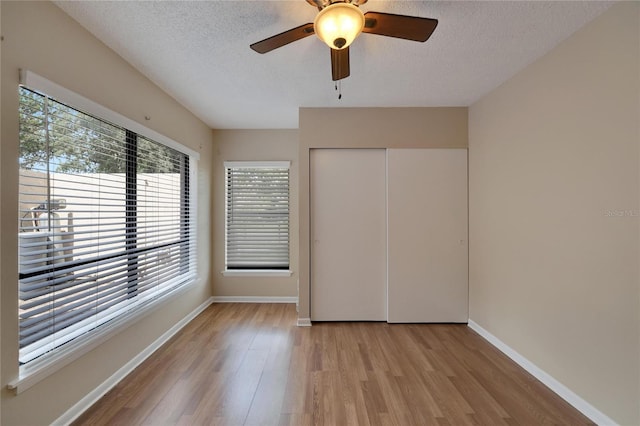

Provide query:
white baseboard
left=467, top=320, right=617, bottom=426
left=212, top=296, right=298, bottom=304
left=297, top=318, right=312, bottom=327
left=53, top=297, right=214, bottom=426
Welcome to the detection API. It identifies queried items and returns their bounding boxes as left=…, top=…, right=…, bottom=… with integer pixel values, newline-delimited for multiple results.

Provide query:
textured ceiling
left=54, top=1, right=612, bottom=129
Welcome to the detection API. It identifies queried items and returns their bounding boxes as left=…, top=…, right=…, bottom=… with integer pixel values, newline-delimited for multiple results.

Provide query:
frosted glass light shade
left=314, top=3, right=365, bottom=50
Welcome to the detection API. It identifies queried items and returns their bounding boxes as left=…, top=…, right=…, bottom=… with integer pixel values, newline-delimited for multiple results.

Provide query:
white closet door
left=310, top=149, right=387, bottom=321
left=387, top=149, right=468, bottom=323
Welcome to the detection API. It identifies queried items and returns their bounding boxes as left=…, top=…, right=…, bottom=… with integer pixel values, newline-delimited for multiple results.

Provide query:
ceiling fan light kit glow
left=250, top=0, right=438, bottom=81
left=314, top=3, right=365, bottom=50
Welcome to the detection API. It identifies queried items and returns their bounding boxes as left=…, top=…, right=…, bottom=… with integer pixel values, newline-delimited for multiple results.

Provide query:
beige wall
left=298, top=107, right=468, bottom=320
left=211, top=129, right=299, bottom=298
left=2, top=1, right=635, bottom=424
left=1, top=2, right=213, bottom=424
left=468, top=3, right=640, bottom=424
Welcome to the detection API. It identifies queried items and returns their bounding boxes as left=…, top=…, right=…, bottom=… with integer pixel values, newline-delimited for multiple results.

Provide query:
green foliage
left=18, top=88, right=183, bottom=174
left=18, top=89, right=48, bottom=170
left=138, top=136, right=183, bottom=174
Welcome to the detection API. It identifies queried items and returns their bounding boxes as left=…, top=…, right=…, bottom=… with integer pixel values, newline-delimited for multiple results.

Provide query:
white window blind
left=18, top=86, right=196, bottom=365
left=225, top=162, right=290, bottom=270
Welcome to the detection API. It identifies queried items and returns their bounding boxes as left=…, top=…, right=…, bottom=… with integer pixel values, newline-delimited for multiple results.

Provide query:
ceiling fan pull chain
left=335, top=80, right=342, bottom=100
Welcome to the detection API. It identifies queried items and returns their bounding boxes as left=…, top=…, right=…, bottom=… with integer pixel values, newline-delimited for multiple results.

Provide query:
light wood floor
left=73, top=303, right=593, bottom=425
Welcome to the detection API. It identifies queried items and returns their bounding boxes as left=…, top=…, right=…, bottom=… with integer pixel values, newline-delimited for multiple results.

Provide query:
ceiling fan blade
left=363, top=12, right=438, bottom=42
left=331, top=47, right=350, bottom=81
left=250, top=23, right=315, bottom=54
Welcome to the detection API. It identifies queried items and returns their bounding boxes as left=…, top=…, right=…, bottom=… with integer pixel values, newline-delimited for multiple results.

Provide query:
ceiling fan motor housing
left=306, top=0, right=368, bottom=10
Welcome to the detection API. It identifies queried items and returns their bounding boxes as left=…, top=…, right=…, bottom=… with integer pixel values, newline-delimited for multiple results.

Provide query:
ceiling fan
left=250, top=0, right=438, bottom=81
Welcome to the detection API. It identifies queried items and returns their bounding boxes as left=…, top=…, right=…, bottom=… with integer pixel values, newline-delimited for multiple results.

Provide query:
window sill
left=7, top=282, right=195, bottom=394
left=222, top=270, right=293, bottom=277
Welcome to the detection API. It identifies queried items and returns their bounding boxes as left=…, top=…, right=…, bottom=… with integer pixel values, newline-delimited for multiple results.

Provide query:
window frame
left=10, top=70, right=200, bottom=393
left=223, top=161, right=292, bottom=277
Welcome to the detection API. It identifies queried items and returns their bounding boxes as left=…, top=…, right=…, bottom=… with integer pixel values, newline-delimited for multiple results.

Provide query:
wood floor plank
left=244, top=367, right=289, bottom=426
left=73, top=303, right=595, bottom=426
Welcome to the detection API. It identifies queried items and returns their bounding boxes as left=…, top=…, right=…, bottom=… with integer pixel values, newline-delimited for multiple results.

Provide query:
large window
left=17, top=82, right=196, bottom=366
left=224, top=162, right=290, bottom=272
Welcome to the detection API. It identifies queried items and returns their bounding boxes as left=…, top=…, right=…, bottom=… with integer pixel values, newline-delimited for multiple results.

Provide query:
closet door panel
left=310, top=149, right=387, bottom=321
left=387, top=149, right=468, bottom=323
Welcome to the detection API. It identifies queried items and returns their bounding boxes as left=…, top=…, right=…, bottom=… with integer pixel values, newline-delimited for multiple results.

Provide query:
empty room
left=0, top=1, right=638, bottom=425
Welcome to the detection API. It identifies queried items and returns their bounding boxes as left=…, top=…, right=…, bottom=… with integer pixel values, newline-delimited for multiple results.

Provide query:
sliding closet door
left=387, top=149, right=468, bottom=323
left=310, top=149, right=387, bottom=321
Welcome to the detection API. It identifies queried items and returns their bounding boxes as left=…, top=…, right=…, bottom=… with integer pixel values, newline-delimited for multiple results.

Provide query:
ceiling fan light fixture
left=314, top=3, right=365, bottom=50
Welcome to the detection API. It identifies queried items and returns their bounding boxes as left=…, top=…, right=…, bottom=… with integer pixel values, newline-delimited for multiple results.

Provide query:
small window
left=224, top=162, right=290, bottom=272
